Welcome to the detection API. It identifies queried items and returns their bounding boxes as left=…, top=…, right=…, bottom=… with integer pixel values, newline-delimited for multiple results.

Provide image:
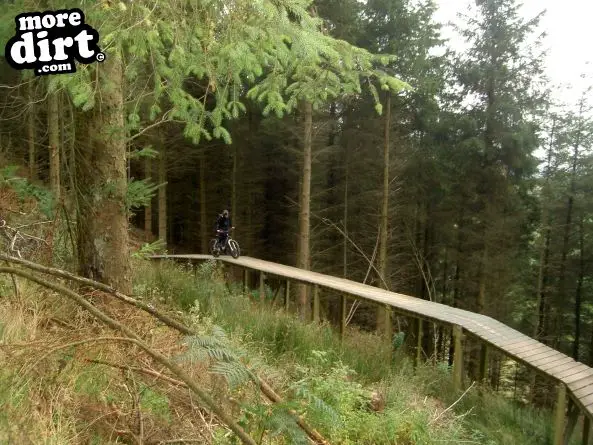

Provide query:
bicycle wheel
left=229, top=240, right=240, bottom=258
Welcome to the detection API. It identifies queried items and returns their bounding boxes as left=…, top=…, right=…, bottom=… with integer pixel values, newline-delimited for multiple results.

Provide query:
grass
left=0, top=253, right=584, bottom=444
left=132, top=258, right=584, bottom=445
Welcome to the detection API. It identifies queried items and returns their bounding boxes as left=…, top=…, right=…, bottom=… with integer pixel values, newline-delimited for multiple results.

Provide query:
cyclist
left=214, top=209, right=232, bottom=249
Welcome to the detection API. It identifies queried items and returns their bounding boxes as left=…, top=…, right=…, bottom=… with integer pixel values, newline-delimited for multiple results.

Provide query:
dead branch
left=87, top=358, right=186, bottom=387
left=0, top=254, right=332, bottom=445
left=0, top=266, right=257, bottom=445
left=429, top=381, right=476, bottom=425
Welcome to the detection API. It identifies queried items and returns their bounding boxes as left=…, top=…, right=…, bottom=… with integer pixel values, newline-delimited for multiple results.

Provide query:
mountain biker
left=215, top=209, right=232, bottom=248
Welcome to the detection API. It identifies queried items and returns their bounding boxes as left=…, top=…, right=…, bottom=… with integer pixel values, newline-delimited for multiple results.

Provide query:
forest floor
left=0, top=253, right=583, bottom=444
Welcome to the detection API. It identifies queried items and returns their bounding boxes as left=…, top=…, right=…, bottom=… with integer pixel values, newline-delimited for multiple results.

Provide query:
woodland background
left=0, top=0, right=592, bottom=409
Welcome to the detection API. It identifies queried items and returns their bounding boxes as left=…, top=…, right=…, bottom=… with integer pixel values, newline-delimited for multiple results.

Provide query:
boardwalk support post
left=259, top=272, right=265, bottom=302
left=583, top=416, right=590, bottom=445
left=243, top=268, right=249, bottom=294
left=479, top=343, right=488, bottom=383
left=340, top=295, right=347, bottom=340
left=553, top=383, right=566, bottom=445
left=384, top=305, right=392, bottom=361
left=416, top=319, right=423, bottom=367
left=285, top=280, right=290, bottom=310
left=313, top=284, right=320, bottom=322
left=452, top=325, right=464, bottom=392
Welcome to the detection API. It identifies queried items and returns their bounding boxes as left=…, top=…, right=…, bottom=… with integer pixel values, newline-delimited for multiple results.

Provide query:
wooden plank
left=529, top=352, right=573, bottom=368
left=554, top=363, right=592, bottom=381
left=567, top=372, right=593, bottom=390
left=519, top=346, right=565, bottom=361
left=541, top=357, right=578, bottom=373
left=562, top=368, right=593, bottom=388
left=579, top=392, right=593, bottom=410
left=571, top=383, right=593, bottom=399
left=505, top=341, right=548, bottom=356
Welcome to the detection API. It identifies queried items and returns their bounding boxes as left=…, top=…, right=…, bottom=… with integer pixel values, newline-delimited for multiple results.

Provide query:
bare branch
left=0, top=266, right=258, bottom=445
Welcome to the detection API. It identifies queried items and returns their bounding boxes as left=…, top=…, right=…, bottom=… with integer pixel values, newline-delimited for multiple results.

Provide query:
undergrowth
left=0, top=250, right=582, bottom=444
left=132, top=259, right=583, bottom=445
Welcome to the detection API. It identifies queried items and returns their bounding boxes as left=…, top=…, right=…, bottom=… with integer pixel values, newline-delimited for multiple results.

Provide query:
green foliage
left=131, top=239, right=167, bottom=259
left=139, top=385, right=171, bottom=423
left=0, top=167, right=54, bottom=218
left=131, top=260, right=583, bottom=444
left=125, top=178, right=162, bottom=212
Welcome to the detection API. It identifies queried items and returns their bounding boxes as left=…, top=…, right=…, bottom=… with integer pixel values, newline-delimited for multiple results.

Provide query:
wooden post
left=384, top=304, right=392, bottom=362
left=243, top=268, right=249, bottom=294
left=479, top=343, right=489, bottom=383
left=259, top=272, right=265, bottom=302
left=312, top=285, right=320, bottom=322
left=452, top=325, right=464, bottom=392
left=553, top=383, right=567, bottom=445
left=285, top=280, right=290, bottom=310
left=583, top=416, right=590, bottom=445
left=416, top=319, right=423, bottom=367
left=340, top=295, right=347, bottom=340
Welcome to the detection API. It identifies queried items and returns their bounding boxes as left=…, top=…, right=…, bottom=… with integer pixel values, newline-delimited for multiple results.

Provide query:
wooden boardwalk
left=152, top=254, right=593, bottom=444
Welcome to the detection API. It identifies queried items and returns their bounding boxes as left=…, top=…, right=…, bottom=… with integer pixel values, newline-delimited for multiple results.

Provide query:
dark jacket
left=215, top=214, right=231, bottom=232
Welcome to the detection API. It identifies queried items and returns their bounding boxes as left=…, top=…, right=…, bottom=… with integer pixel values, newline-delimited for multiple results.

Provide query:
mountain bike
left=210, top=227, right=240, bottom=259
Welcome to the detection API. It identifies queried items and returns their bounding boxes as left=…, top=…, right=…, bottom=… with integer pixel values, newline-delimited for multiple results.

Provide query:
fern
left=264, top=406, right=309, bottom=445
left=210, top=361, right=252, bottom=390
left=292, top=385, right=341, bottom=426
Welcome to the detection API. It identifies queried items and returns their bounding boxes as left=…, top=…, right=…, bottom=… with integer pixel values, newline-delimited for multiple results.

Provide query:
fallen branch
left=87, top=358, right=186, bottom=387
left=0, top=254, right=331, bottom=445
left=429, top=381, right=475, bottom=425
left=0, top=266, right=257, bottom=445
left=89, top=358, right=330, bottom=445
left=0, top=254, right=194, bottom=335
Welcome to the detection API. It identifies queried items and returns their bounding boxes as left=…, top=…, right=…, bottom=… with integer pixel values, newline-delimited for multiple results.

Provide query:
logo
left=4, top=8, right=104, bottom=76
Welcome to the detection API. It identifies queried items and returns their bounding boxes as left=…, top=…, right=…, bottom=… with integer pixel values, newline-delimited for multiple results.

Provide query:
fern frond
left=210, top=361, right=252, bottom=390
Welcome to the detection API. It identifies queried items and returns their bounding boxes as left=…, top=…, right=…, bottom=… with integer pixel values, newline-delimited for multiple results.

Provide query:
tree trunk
left=377, top=92, right=391, bottom=331
left=48, top=89, right=60, bottom=201
left=535, top=117, right=555, bottom=342
left=77, top=52, right=132, bottom=294
left=296, top=100, right=313, bottom=319
left=158, top=148, right=167, bottom=247
left=573, top=212, right=584, bottom=361
left=27, top=80, right=36, bottom=180
left=232, top=145, right=237, bottom=234
left=144, top=157, right=152, bottom=237
left=477, top=243, right=488, bottom=314
left=343, top=148, right=348, bottom=278
left=556, top=107, right=582, bottom=348
left=200, top=152, right=207, bottom=253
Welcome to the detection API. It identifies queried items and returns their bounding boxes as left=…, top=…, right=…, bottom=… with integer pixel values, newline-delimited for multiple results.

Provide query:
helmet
left=222, top=209, right=229, bottom=217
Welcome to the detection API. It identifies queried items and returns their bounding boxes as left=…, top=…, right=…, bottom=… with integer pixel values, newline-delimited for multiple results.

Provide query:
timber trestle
left=152, top=254, right=593, bottom=445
